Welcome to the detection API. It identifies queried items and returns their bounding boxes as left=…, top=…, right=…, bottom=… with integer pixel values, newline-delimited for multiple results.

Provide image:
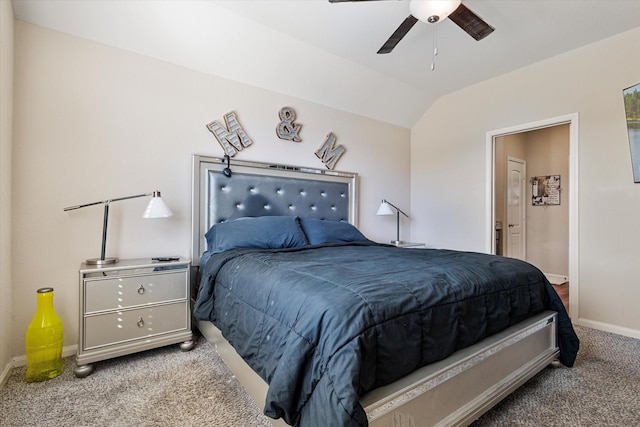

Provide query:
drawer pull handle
left=137, top=285, right=145, bottom=295
left=137, top=317, right=144, bottom=328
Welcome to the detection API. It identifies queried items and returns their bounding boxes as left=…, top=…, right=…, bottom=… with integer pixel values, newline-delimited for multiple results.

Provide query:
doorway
left=486, top=113, right=579, bottom=318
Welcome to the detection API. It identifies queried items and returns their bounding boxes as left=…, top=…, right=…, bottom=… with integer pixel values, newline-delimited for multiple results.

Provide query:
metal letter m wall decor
left=315, top=132, right=345, bottom=170
left=206, top=111, right=253, bottom=157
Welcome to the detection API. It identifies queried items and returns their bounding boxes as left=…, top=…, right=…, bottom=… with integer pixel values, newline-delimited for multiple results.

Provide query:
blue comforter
left=193, top=242, right=579, bottom=427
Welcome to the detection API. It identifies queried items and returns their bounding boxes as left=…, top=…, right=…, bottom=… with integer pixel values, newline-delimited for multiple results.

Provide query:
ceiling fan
left=329, top=0, right=494, bottom=54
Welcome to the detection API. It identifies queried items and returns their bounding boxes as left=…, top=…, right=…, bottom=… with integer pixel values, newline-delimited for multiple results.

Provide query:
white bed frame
left=191, top=155, right=560, bottom=426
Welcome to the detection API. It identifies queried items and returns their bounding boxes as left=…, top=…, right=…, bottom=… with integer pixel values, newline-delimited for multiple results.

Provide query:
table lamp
left=64, top=191, right=173, bottom=265
left=376, top=199, right=409, bottom=245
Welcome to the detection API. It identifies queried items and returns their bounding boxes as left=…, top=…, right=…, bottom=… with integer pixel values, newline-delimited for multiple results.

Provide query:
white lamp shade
left=410, top=0, right=461, bottom=22
left=143, top=193, right=174, bottom=218
left=376, top=201, right=394, bottom=216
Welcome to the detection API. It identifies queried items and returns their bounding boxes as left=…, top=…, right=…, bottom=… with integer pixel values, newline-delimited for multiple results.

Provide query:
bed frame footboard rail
left=362, top=310, right=559, bottom=427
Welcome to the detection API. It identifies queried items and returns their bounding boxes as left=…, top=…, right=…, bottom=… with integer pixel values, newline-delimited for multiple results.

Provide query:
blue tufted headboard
left=191, top=155, right=358, bottom=266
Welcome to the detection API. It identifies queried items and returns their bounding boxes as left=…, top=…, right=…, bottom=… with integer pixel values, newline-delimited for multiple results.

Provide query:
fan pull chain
left=431, top=24, right=438, bottom=71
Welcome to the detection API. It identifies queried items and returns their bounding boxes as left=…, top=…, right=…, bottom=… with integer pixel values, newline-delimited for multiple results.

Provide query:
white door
left=506, top=157, right=526, bottom=260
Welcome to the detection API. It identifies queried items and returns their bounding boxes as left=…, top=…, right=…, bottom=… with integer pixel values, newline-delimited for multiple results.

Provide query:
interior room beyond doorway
left=494, top=124, right=570, bottom=309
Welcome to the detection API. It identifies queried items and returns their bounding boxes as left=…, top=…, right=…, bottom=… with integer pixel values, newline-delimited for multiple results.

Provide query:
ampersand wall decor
left=276, top=106, right=302, bottom=142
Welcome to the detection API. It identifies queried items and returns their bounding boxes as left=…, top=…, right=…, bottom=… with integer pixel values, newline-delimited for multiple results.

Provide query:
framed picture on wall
left=623, top=83, right=640, bottom=183
left=532, top=175, right=560, bottom=206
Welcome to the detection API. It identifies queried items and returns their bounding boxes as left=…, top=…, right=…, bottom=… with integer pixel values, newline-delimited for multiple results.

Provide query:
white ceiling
left=11, top=0, right=640, bottom=128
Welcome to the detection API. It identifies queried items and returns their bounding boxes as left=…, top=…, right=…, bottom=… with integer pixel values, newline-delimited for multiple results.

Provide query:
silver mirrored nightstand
left=74, top=258, right=194, bottom=377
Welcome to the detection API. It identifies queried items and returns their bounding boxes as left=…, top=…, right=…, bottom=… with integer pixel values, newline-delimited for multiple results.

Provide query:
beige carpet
left=1, top=326, right=639, bottom=426
left=473, top=325, right=640, bottom=426
left=0, top=335, right=271, bottom=427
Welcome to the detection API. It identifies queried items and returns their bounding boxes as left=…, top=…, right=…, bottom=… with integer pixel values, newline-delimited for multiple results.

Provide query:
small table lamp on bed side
left=376, top=199, right=409, bottom=245
left=64, top=191, right=174, bottom=265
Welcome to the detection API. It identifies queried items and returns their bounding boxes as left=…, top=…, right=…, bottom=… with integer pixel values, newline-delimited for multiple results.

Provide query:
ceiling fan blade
left=448, top=3, right=494, bottom=41
left=377, top=15, right=419, bottom=54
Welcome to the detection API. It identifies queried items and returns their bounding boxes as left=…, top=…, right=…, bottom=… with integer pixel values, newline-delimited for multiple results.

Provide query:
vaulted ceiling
left=12, top=0, right=640, bottom=128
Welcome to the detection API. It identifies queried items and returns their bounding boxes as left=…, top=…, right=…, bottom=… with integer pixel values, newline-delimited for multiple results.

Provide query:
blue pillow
left=205, top=216, right=309, bottom=254
left=299, top=218, right=370, bottom=245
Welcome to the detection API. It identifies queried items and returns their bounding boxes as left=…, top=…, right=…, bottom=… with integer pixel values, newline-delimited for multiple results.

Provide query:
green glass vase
left=25, top=287, right=64, bottom=382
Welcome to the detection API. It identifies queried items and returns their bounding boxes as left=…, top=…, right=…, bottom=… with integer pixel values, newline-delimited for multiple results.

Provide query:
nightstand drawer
left=84, top=270, right=187, bottom=313
left=83, top=301, right=189, bottom=350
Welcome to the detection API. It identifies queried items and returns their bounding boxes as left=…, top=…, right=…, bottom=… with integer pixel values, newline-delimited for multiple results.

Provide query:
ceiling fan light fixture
left=410, top=0, right=462, bottom=24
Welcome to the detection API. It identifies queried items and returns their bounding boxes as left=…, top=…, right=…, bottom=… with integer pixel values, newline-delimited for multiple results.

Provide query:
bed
left=190, top=154, right=579, bottom=427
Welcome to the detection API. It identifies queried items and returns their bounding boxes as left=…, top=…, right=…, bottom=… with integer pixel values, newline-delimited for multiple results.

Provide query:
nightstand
left=74, top=258, right=194, bottom=377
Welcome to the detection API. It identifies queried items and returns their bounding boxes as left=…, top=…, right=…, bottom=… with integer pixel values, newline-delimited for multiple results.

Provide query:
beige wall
left=412, top=28, right=640, bottom=336
left=1, top=0, right=15, bottom=379
left=10, top=21, right=410, bottom=357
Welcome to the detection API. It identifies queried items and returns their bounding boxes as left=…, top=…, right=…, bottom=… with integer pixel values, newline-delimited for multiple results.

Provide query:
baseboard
left=11, top=344, right=77, bottom=368
left=544, top=273, right=568, bottom=285
left=576, top=318, right=640, bottom=340
left=0, top=359, right=12, bottom=388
